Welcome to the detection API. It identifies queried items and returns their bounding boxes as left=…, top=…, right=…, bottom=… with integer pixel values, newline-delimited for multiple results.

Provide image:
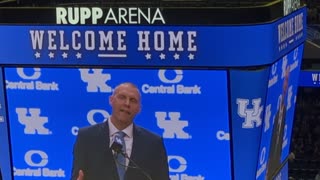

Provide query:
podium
left=0, top=1, right=307, bottom=180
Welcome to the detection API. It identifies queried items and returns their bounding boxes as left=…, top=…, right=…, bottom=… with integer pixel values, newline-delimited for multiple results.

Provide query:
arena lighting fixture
left=0, top=0, right=15, bottom=5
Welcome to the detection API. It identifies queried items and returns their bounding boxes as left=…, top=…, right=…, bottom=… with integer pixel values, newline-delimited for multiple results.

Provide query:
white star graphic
left=159, top=53, right=166, bottom=60
left=145, top=53, right=151, bottom=60
left=48, top=52, right=54, bottom=59
left=188, top=53, right=195, bottom=60
left=173, top=53, right=180, bottom=60
left=62, top=52, right=68, bottom=59
left=34, top=52, right=41, bottom=59
left=76, top=52, right=82, bottom=59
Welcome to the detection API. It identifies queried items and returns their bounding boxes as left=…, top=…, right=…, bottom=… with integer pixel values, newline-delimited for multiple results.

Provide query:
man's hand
left=77, top=170, right=84, bottom=180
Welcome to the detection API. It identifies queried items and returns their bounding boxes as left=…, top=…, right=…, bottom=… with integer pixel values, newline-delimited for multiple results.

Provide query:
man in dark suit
left=265, top=67, right=290, bottom=180
left=71, top=82, right=169, bottom=180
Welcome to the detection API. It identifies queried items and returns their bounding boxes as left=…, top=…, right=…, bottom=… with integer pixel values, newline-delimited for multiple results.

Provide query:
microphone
left=271, top=152, right=295, bottom=179
left=110, top=134, right=123, bottom=154
left=110, top=136, right=152, bottom=180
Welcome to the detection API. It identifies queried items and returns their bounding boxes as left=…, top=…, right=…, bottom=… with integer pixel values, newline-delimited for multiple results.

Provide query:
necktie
left=115, top=131, right=126, bottom=180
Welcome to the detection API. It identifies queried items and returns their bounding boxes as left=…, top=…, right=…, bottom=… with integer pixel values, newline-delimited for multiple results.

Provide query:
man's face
left=109, top=84, right=141, bottom=126
left=283, top=68, right=290, bottom=95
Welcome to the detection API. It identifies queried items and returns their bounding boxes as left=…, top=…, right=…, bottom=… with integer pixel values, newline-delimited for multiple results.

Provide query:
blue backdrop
left=5, top=68, right=231, bottom=180
left=0, top=7, right=307, bottom=180
left=256, top=44, right=304, bottom=180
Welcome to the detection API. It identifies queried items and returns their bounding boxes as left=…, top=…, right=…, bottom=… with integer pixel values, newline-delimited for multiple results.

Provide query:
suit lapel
left=128, top=125, right=143, bottom=167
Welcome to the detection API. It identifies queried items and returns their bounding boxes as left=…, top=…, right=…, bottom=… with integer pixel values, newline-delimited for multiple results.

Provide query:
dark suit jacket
left=71, top=121, right=169, bottom=180
left=0, top=167, right=2, bottom=180
left=266, top=105, right=286, bottom=180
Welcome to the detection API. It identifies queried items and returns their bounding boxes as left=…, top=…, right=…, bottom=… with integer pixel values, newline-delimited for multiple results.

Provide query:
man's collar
left=108, top=119, right=133, bottom=138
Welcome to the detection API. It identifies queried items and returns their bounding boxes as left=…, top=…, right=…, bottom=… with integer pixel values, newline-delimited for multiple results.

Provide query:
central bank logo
left=155, top=111, right=191, bottom=139
left=71, top=109, right=110, bottom=136
left=256, top=147, right=267, bottom=178
left=17, top=68, right=41, bottom=79
left=142, top=69, right=201, bottom=95
left=268, top=62, right=279, bottom=88
left=14, top=150, right=66, bottom=177
left=25, top=150, right=48, bottom=167
left=158, top=69, right=183, bottom=83
left=6, top=68, right=59, bottom=91
left=237, top=98, right=263, bottom=128
left=16, top=108, right=51, bottom=135
left=216, top=130, right=230, bottom=141
left=79, top=69, right=112, bottom=93
left=168, top=155, right=205, bottom=180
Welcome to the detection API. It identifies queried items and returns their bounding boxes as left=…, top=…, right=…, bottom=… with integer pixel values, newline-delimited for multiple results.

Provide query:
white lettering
left=30, top=30, right=44, bottom=50
left=154, top=31, right=165, bottom=51
left=278, top=12, right=304, bottom=44
left=57, top=7, right=166, bottom=25
left=30, top=30, right=129, bottom=52
left=142, top=84, right=175, bottom=94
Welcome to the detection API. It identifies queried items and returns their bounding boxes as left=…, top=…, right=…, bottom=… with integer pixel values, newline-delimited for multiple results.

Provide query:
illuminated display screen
left=5, top=68, right=231, bottom=180
left=0, top=7, right=307, bottom=180
left=256, top=44, right=304, bottom=180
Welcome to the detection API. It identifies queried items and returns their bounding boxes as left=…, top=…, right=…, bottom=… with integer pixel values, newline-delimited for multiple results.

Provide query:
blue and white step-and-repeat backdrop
left=4, top=68, right=231, bottom=180
left=256, top=44, right=304, bottom=180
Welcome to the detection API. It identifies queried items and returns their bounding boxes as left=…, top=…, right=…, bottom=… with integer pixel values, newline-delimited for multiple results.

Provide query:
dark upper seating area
left=289, top=88, right=320, bottom=180
left=303, top=0, right=320, bottom=24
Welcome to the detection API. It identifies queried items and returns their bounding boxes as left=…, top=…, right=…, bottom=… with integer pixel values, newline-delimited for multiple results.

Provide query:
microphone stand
left=270, top=153, right=295, bottom=180
left=113, top=150, right=152, bottom=180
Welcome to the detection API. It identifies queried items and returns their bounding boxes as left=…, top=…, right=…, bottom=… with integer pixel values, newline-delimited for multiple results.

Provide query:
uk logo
left=264, top=104, right=272, bottom=132
left=281, top=56, right=288, bottom=78
left=287, top=86, right=293, bottom=110
left=16, top=108, right=51, bottom=135
left=237, top=98, right=263, bottom=128
left=155, top=111, right=191, bottom=139
left=79, top=69, right=112, bottom=93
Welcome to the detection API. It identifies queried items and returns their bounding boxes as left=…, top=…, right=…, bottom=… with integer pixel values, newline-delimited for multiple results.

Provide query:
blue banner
left=0, top=7, right=306, bottom=67
left=256, top=44, right=303, bottom=180
left=229, top=68, right=270, bottom=180
left=5, top=68, right=231, bottom=180
left=299, top=70, right=320, bottom=87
